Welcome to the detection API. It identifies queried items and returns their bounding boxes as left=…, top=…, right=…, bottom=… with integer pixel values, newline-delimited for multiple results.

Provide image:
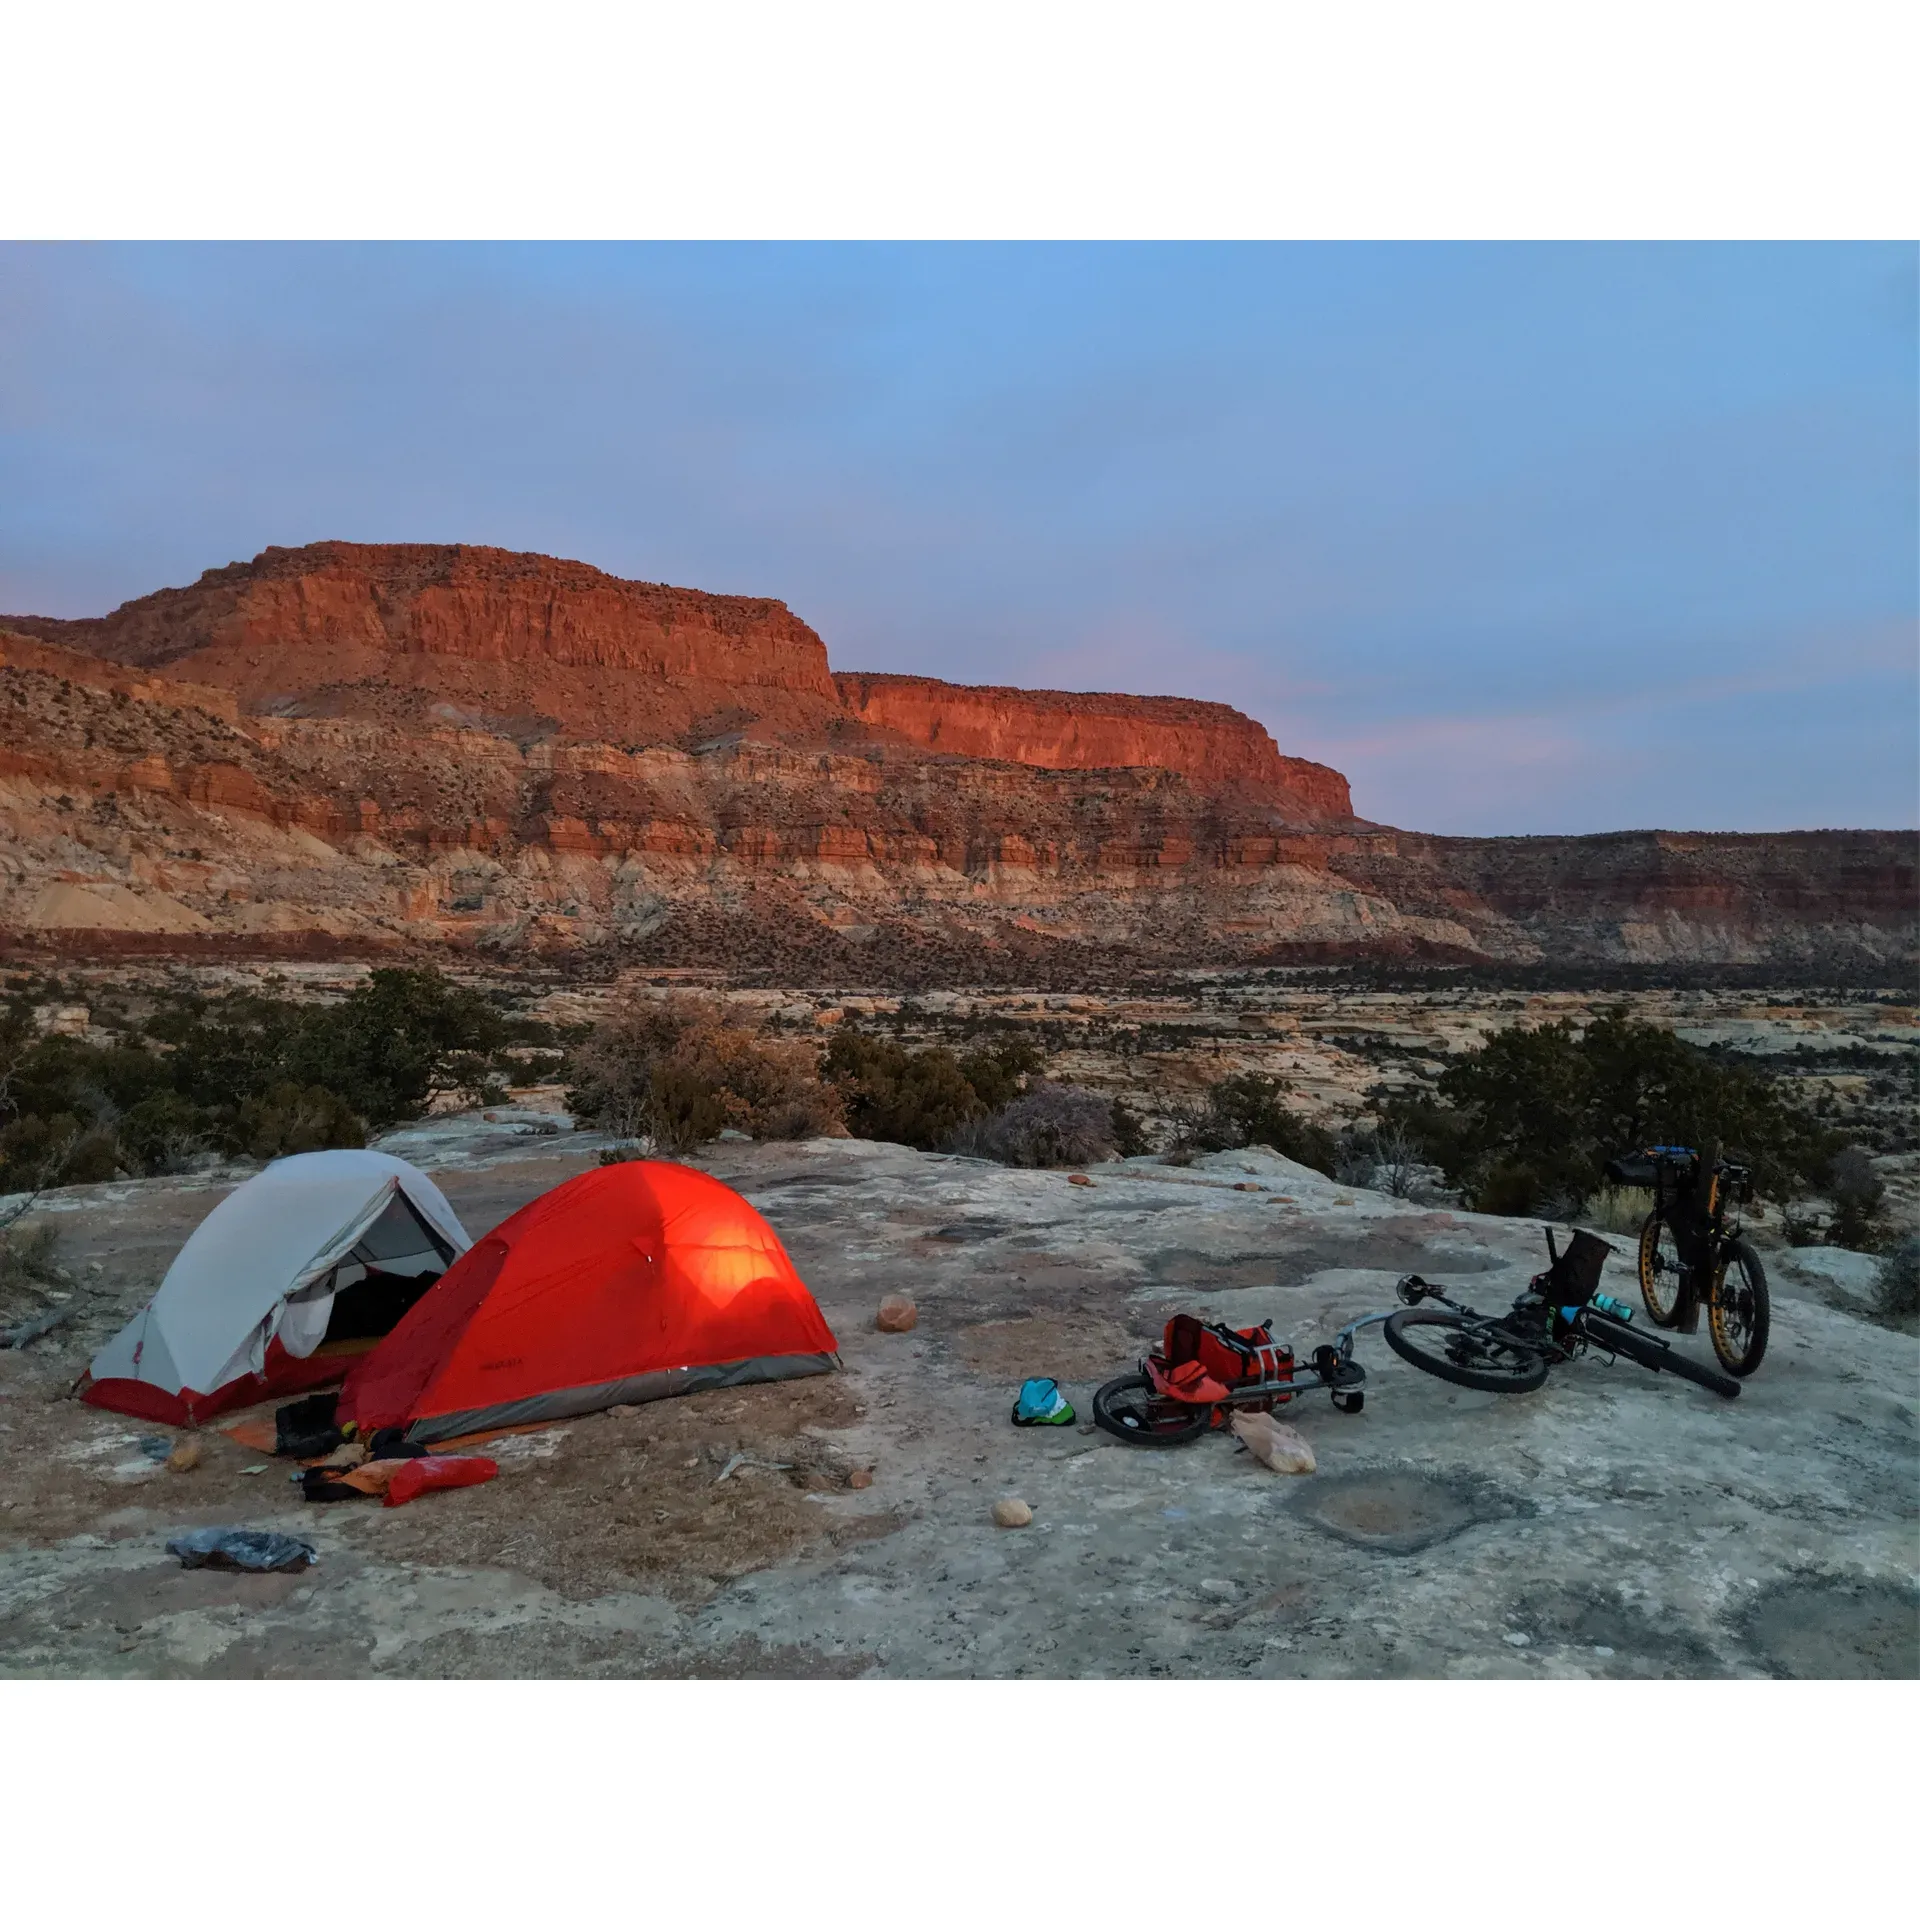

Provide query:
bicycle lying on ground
left=1606, top=1142, right=1770, bottom=1377
left=1092, top=1310, right=1383, bottom=1445
left=1381, top=1226, right=1740, bottom=1401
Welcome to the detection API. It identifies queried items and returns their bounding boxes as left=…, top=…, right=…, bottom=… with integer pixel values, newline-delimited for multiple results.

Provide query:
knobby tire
left=1709, top=1240, right=1770, bottom=1378
left=1382, top=1309, right=1549, bottom=1395
left=1092, top=1371, right=1213, bottom=1446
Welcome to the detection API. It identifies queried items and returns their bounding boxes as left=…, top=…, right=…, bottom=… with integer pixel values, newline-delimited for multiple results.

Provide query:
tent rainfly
left=81, top=1149, right=470, bottom=1426
left=338, top=1159, right=838, bottom=1444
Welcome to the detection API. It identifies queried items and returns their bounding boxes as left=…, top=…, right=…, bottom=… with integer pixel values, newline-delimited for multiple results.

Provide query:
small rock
left=992, top=1497, right=1032, bottom=1528
left=1201, top=1577, right=1238, bottom=1596
left=605, top=1402, right=641, bottom=1419
left=1503, top=1630, right=1531, bottom=1647
left=1267, top=1196, right=1295, bottom=1205
left=164, top=1434, right=204, bottom=1474
left=1067, top=1173, right=1093, bottom=1187
left=1233, top=1182, right=1260, bottom=1191
left=797, top=1470, right=834, bottom=1492
left=1591, top=1645, right=1615, bottom=1659
left=848, top=1469, right=873, bottom=1490
left=875, top=1294, right=918, bottom=1333
left=1333, top=1197, right=1356, bottom=1207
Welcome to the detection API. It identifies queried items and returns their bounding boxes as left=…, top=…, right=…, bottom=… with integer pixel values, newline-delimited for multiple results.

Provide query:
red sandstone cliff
left=3, top=543, right=1911, bottom=974
left=7, top=542, right=848, bottom=752
left=835, top=672, right=1352, bottom=818
left=9, top=545, right=1350, bottom=811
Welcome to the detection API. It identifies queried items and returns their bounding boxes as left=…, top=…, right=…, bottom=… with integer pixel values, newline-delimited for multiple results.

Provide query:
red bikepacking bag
left=1148, top=1314, right=1295, bottom=1411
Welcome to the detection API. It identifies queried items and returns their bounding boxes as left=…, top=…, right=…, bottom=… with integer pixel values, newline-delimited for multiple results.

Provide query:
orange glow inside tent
left=338, top=1159, right=838, bottom=1444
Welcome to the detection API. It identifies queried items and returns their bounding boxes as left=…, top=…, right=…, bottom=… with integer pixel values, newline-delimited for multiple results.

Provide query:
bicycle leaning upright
left=1606, top=1139, right=1769, bottom=1378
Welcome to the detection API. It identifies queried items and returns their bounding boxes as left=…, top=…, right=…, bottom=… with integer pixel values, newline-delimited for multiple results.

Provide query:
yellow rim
left=1639, top=1218, right=1683, bottom=1316
left=1710, top=1264, right=1750, bottom=1362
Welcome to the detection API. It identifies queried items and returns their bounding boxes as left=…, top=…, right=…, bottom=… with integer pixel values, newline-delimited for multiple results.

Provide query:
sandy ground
left=1, top=1115, right=1915, bottom=1679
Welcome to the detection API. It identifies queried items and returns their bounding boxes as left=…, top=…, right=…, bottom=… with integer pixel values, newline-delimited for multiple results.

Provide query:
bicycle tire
left=1583, top=1315, right=1739, bottom=1400
left=1637, top=1212, right=1685, bottom=1327
left=1708, top=1240, right=1770, bottom=1378
left=1382, top=1309, right=1548, bottom=1394
left=1091, top=1371, right=1213, bottom=1446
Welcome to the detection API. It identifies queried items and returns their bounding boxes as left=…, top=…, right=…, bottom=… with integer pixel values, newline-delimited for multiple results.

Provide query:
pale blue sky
left=2, top=242, right=1913, bottom=833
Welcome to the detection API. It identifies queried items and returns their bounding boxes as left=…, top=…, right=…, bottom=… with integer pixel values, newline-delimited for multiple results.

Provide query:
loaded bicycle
left=1606, top=1141, right=1769, bottom=1377
left=1092, top=1309, right=1379, bottom=1445
left=1382, top=1225, right=1739, bottom=1400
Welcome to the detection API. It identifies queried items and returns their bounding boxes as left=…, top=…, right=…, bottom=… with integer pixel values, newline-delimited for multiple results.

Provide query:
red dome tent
left=338, top=1160, right=838, bottom=1444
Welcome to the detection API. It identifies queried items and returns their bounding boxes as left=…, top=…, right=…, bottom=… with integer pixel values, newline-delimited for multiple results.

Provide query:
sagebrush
left=945, top=1082, right=1115, bottom=1167
left=568, top=994, right=845, bottom=1152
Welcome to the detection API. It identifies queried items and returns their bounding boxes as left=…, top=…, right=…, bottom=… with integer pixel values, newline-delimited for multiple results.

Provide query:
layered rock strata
left=2, top=544, right=1912, bottom=975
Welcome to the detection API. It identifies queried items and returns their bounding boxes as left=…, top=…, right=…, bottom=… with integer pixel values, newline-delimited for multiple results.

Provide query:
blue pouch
left=1012, top=1377, right=1076, bottom=1427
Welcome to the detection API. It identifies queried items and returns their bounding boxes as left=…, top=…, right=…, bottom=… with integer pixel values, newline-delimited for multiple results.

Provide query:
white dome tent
left=80, top=1150, right=470, bottom=1425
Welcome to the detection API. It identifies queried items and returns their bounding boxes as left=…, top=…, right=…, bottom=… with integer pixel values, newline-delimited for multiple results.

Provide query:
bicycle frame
left=1645, top=1141, right=1751, bottom=1334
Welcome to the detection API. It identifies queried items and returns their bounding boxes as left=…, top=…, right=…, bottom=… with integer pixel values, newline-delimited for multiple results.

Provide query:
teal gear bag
left=1012, top=1377, right=1076, bottom=1426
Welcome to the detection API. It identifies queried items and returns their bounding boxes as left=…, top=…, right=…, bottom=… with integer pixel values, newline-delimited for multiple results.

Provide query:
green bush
left=568, top=994, right=845, bottom=1153
left=1876, top=1234, right=1919, bottom=1320
left=1165, top=1073, right=1337, bottom=1174
left=0, top=1113, right=121, bottom=1190
left=1110, top=1098, right=1151, bottom=1158
left=0, top=965, right=523, bottom=1193
left=119, top=1091, right=215, bottom=1174
left=1376, top=1010, right=1838, bottom=1218
left=822, top=1033, right=1039, bottom=1151
left=1824, top=1147, right=1888, bottom=1251
left=946, top=1082, right=1115, bottom=1166
left=234, top=1083, right=368, bottom=1160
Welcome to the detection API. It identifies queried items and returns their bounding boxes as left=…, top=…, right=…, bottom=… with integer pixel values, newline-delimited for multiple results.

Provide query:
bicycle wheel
left=1091, top=1371, right=1213, bottom=1445
left=1583, top=1316, right=1739, bottom=1400
left=1383, top=1310, right=1548, bottom=1394
left=1708, top=1241, right=1770, bottom=1378
left=1638, top=1212, right=1686, bottom=1327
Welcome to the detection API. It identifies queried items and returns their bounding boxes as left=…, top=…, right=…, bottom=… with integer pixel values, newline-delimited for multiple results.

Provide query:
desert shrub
left=1579, top=1182, right=1651, bottom=1236
left=234, top=1083, right=368, bottom=1160
left=0, top=1113, right=121, bottom=1190
left=821, top=1033, right=1038, bottom=1150
left=148, top=966, right=510, bottom=1130
left=1333, top=1120, right=1448, bottom=1201
left=1823, top=1147, right=1888, bottom=1251
left=1109, top=1098, right=1151, bottom=1158
left=284, top=967, right=510, bottom=1125
left=946, top=1083, right=1116, bottom=1167
left=568, top=994, right=844, bottom=1153
left=1876, top=1234, right=1919, bottom=1320
left=1165, top=1073, right=1337, bottom=1174
left=957, top=1038, right=1043, bottom=1112
left=0, top=966, right=525, bottom=1193
left=1375, top=1010, right=1838, bottom=1218
left=118, top=1090, right=217, bottom=1175
left=0, top=1220, right=62, bottom=1287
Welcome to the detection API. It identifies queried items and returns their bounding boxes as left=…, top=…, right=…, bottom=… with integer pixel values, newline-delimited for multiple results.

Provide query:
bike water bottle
left=1559, top=1293, right=1633, bottom=1326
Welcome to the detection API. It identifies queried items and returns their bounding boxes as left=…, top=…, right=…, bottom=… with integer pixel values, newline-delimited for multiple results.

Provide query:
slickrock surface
left=1, top=1129, right=1912, bottom=1678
